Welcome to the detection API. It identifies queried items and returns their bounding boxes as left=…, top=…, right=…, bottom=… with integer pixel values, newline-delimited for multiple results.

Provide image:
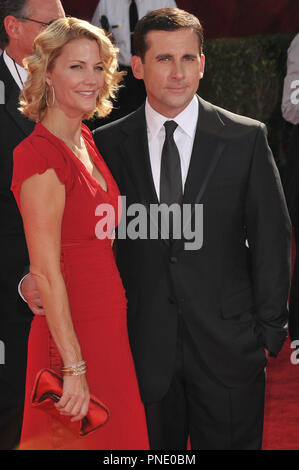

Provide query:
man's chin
left=162, top=96, right=193, bottom=115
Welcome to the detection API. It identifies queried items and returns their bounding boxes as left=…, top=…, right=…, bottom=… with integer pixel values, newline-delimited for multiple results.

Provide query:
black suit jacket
left=0, top=53, right=34, bottom=322
left=0, top=54, right=35, bottom=448
left=93, top=96, right=291, bottom=404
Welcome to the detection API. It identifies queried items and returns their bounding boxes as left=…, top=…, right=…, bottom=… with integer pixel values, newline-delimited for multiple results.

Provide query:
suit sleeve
left=245, top=123, right=291, bottom=356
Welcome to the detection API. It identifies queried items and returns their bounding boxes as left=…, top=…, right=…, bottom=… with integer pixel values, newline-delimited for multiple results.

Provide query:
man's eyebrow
left=183, top=54, right=198, bottom=58
left=155, top=53, right=198, bottom=59
left=155, top=54, right=173, bottom=59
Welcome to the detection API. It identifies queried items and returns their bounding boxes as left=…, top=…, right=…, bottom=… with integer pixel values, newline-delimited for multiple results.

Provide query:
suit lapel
left=173, top=96, right=227, bottom=252
left=118, top=97, right=227, bottom=250
left=182, top=96, right=226, bottom=207
left=6, top=85, right=34, bottom=136
left=0, top=55, right=34, bottom=137
left=119, top=105, right=170, bottom=245
left=120, top=105, right=159, bottom=206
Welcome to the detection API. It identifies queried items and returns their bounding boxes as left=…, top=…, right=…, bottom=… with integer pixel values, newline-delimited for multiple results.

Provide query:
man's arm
left=19, top=273, right=44, bottom=315
left=245, top=124, right=291, bottom=357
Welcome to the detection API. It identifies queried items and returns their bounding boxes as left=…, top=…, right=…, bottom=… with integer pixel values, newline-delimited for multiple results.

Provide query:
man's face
left=15, top=0, right=65, bottom=59
left=132, top=28, right=205, bottom=118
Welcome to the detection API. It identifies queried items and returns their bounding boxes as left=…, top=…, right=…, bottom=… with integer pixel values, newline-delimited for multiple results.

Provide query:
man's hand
left=264, top=348, right=269, bottom=361
left=21, top=273, right=45, bottom=315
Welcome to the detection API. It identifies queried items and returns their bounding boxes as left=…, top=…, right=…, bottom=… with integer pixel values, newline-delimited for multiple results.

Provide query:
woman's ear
left=45, top=75, right=52, bottom=87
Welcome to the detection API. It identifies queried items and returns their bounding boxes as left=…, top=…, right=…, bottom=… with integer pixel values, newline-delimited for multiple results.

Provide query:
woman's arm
left=20, top=168, right=89, bottom=422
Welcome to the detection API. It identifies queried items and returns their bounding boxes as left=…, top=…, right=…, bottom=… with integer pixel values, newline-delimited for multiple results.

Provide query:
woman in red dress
left=11, top=17, right=149, bottom=450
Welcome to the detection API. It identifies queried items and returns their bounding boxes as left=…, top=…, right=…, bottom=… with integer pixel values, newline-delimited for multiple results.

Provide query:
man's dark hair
left=0, top=0, right=30, bottom=49
left=133, top=8, right=204, bottom=62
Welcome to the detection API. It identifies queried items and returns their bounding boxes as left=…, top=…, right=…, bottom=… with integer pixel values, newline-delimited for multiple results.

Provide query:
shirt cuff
left=18, top=274, right=28, bottom=303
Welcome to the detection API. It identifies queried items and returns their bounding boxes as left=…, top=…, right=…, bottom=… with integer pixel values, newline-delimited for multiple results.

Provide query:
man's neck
left=5, top=44, right=25, bottom=67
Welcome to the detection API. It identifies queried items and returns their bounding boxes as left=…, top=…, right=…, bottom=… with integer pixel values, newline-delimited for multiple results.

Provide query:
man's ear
left=131, top=55, right=144, bottom=80
left=200, top=54, right=205, bottom=79
left=4, top=16, right=22, bottom=41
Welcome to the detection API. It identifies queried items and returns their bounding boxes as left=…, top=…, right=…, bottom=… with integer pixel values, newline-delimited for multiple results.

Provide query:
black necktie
left=160, top=121, right=183, bottom=206
left=129, top=0, right=138, bottom=55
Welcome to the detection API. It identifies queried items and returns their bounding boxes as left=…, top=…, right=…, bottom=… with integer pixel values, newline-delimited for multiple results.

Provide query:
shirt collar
left=3, top=50, right=28, bottom=89
left=145, top=95, right=199, bottom=141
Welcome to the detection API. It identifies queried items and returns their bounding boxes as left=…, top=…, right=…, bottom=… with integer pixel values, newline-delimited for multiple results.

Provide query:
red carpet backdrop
left=263, top=338, right=299, bottom=450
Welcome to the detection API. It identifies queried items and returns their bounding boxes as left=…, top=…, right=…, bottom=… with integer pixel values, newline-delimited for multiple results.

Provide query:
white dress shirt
left=91, top=0, right=177, bottom=67
left=145, top=95, right=199, bottom=201
left=282, top=33, right=299, bottom=125
left=3, top=49, right=28, bottom=89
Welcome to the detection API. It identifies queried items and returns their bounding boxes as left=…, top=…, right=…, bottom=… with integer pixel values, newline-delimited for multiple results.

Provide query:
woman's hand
left=55, top=374, right=90, bottom=422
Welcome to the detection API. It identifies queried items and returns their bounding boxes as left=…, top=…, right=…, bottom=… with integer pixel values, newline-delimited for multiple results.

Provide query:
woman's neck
left=41, top=108, right=83, bottom=148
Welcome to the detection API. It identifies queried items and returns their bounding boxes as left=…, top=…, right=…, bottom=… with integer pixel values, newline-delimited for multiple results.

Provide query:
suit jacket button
left=170, top=256, right=178, bottom=264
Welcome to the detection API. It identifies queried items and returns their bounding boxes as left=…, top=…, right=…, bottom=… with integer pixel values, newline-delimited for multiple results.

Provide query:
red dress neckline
left=36, top=122, right=109, bottom=194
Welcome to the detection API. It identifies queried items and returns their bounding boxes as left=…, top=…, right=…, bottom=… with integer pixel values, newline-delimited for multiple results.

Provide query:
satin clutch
left=31, top=368, right=110, bottom=437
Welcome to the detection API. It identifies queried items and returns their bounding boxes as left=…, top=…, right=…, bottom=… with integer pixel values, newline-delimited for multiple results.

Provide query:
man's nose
left=171, top=61, right=185, bottom=80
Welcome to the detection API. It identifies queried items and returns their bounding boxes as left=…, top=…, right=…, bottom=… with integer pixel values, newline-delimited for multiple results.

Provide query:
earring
left=45, top=84, right=55, bottom=107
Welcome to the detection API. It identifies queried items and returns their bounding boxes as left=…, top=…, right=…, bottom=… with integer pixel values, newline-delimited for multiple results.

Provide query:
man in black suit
left=22, top=8, right=291, bottom=449
left=0, top=0, right=64, bottom=449
left=92, top=9, right=291, bottom=449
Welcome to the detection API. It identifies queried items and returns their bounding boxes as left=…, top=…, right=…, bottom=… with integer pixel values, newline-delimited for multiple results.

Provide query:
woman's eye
left=70, top=65, right=81, bottom=69
left=95, top=66, right=103, bottom=71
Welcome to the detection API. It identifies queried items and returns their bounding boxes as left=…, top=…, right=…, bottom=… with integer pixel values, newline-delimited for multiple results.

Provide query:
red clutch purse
left=31, top=368, right=110, bottom=437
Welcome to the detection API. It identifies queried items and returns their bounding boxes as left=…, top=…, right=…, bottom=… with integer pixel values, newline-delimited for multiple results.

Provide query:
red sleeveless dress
left=11, top=123, right=149, bottom=450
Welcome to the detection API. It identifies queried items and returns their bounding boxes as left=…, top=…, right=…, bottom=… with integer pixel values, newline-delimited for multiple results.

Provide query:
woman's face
left=46, top=37, right=105, bottom=117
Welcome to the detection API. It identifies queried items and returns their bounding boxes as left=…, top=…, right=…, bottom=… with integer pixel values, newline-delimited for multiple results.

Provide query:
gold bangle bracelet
left=61, top=360, right=86, bottom=371
left=62, top=368, right=87, bottom=377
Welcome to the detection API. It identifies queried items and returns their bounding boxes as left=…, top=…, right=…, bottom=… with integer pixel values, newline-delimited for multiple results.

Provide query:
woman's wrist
left=61, top=360, right=87, bottom=376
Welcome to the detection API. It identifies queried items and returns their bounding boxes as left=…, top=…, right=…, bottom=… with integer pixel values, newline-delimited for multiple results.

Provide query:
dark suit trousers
left=144, top=316, right=266, bottom=450
left=0, top=236, right=32, bottom=449
left=0, top=309, right=31, bottom=450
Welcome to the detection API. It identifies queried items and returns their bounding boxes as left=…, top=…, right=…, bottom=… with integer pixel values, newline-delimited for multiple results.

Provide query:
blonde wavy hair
left=19, top=17, right=124, bottom=122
